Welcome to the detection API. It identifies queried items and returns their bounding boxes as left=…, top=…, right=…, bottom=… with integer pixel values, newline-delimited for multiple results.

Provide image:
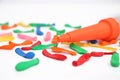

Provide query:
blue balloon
left=15, top=48, right=35, bottom=59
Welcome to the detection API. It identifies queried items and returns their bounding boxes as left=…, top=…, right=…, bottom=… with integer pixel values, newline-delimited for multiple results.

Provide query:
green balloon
left=13, top=29, right=34, bottom=33
left=110, top=52, right=119, bottom=67
left=70, top=43, right=87, bottom=54
left=29, top=23, right=53, bottom=27
left=49, top=27, right=65, bottom=35
left=32, top=44, right=57, bottom=50
left=15, top=58, right=39, bottom=71
left=64, top=24, right=81, bottom=29
left=0, top=22, right=9, bottom=26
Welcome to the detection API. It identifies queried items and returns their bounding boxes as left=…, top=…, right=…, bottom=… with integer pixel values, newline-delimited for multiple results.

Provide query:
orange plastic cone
left=58, top=18, right=120, bottom=42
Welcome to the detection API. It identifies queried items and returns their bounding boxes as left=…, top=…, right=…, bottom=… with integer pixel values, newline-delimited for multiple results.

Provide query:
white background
left=0, top=0, right=120, bottom=80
